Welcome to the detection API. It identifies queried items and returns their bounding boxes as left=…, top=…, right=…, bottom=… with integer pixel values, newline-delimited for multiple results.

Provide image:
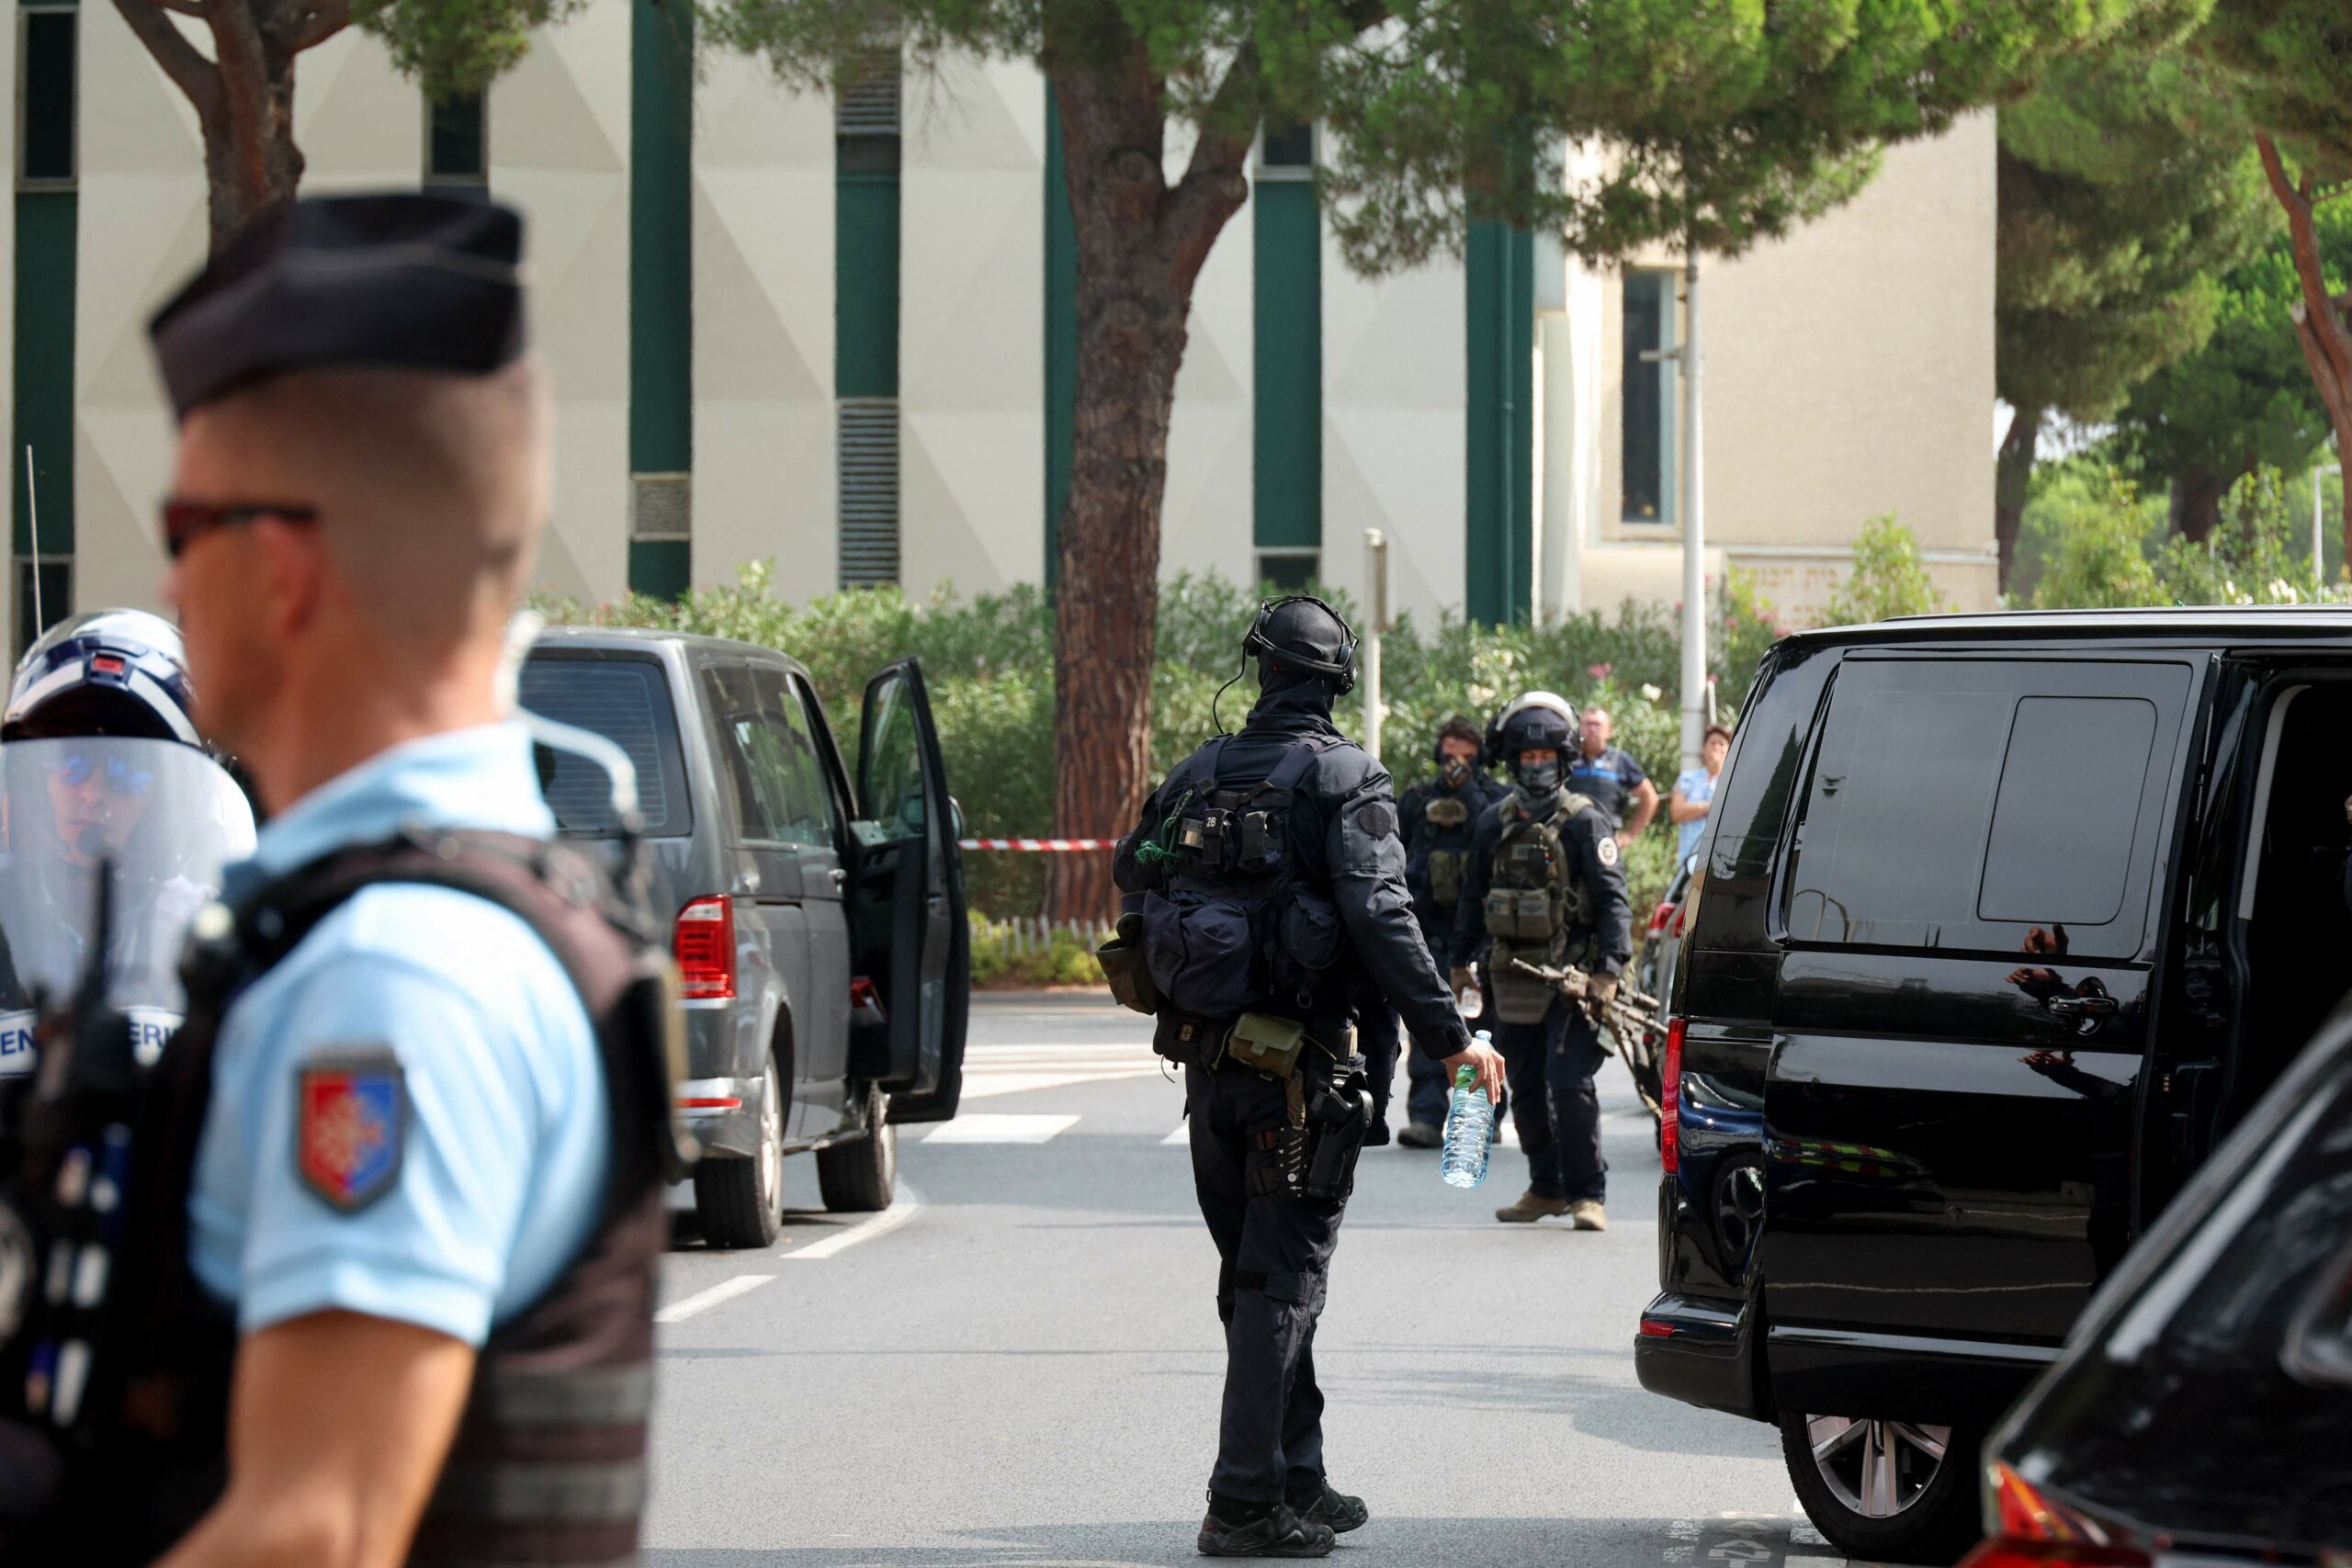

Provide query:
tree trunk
left=111, top=1, right=341, bottom=258
left=2257, top=137, right=2352, bottom=581
left=2170, top=465, right=2223, bottom=543
left=1042, top=47, right=1253, bottom=925
left=1994, top=405, right=2041, bottom=597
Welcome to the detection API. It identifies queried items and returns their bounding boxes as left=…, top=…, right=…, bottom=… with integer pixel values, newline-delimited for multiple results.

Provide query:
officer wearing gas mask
left=1451, top=692, right=1631, bottom=1230
left=1111, top=596, right=1503, bottom=1558
left=1357, top=716, right=1507, bottom=1149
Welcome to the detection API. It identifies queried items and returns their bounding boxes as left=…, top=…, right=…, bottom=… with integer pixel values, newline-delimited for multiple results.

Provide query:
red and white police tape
left=956, top=837, right=1115, bottom=852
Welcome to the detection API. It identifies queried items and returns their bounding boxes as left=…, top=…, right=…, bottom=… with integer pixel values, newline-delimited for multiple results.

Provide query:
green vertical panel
left=1252, top=180, right=1321, bottom=553
left=1506, top=225, right=1533, bottom=623
left=629, top=0, right=691, bottom=597
left=835, top=179, right=900, bottom=398
left=13, top=190, right=74, bottom=562
left=1044, top=85, right=1076, bottom=591
left=1464, top=220, right=1532, bottom=626
left=628, top=539, right=689, bottom=599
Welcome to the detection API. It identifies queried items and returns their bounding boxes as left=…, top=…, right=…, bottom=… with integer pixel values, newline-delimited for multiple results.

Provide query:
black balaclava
left=1511, top=751, right=1563, bottom=805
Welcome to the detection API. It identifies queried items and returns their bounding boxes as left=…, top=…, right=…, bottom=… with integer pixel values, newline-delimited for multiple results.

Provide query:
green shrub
left=541, top=565, right=1771, bottom=914
left=967, top=914, right=1106, bottom=989
left=1823, top=513, right=1947, bottom=625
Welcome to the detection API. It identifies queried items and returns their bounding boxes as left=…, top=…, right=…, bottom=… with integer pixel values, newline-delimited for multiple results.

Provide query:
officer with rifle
left=1451, top=692, right=1632, bottom=1230
left=1106, top=595, right=1504, bottom=1558
left=0, top=194, right=680, bottom=1568
left=1358, top=715, right=1507, bottom=1148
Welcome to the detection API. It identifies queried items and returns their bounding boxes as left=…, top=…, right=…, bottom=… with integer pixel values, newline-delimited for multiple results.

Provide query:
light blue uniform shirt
left=1674, top=765, right=1718, bottom=862
left=187, top=723, right=609, bottom=1344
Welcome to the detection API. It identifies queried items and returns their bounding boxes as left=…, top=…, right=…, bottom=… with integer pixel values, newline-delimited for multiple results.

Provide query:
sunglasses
left=160, top=498, right=318, bottom=560
left=42, top=751, right=154, bottom=797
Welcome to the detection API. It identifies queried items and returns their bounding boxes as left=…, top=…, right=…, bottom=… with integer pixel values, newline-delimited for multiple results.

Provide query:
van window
left=517, top=655, right=691, bottom=837
left=1784, top=659, right=2186, bottom=958
left=705, top=662, right=833, bottom=848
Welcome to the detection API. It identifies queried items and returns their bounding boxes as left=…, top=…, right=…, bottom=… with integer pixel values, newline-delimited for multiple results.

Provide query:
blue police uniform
left=1566, top=744, right=1647, bottom=830
left=186, top=722, right=607, bottom=1343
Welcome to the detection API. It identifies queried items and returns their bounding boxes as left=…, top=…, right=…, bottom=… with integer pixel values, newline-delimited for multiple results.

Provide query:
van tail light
left=674, top=897, right=736, bottom=1000
left=1957, top=1465, right=2145, bottom=1568
left=1660, top=1017, right=1687, bottom=1173
left=1645, top=900, right=1676, bottom=936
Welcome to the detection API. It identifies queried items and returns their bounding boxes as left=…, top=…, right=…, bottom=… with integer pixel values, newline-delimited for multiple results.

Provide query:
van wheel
left=817, top=1083, right=896, bottom=1213
left=695, top=1053, right=786, bottom=1249
left=1779, top=1414, right=1980, bottom=1564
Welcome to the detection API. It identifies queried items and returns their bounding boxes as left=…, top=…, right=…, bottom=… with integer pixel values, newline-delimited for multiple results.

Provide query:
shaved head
left=166, top=360, right=552, bottom=808
left=188, top=362, right=550, bottom=653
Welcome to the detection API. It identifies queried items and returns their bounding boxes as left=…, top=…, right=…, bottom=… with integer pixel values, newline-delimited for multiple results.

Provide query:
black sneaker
left=1196, top=1502, right=1337, bottom=1557
left=1287, top=1482, right=1370, bottom=1535
left=1396, top=1122, right=1442, bottom=1148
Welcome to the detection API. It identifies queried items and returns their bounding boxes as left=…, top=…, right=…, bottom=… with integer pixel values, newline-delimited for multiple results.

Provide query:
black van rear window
left=1783, top=659, right=2186, bottom=957
left=518, top=655, right=692, bottom=837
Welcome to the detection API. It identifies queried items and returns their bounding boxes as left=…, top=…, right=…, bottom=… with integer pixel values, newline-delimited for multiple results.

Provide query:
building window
left=1261, top=122, right=1315, bottom=175
left=1256, top=549, right=1318, bottom=592
left=18, top=9, right=75, bottom=187
left=1622, top=268, right=1677, bottom=525
left=425, top=92, right=487, bottom=188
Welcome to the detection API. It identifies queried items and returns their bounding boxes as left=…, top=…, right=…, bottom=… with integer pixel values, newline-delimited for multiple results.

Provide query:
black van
left=1635, top=608, right=2352, bottom=1561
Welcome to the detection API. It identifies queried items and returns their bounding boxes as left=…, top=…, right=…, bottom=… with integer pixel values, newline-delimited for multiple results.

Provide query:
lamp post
left=1642, top=252, right=1706, bottom=770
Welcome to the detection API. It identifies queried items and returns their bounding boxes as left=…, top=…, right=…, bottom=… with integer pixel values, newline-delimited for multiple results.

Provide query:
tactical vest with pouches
left=1420, top=792, right=1475, bottom=908
left=1483, top=790, right=1600, bottom=1025
left=73, top=829, right=684, bottom=1568
left=1139, top=735, right=1348, bottom=1032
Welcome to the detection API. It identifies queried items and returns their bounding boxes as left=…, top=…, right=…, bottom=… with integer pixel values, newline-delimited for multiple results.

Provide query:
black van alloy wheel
left=695, top=1052, right=787, bottom=1250
left=1779, top=1414, right=1981, bottom=1564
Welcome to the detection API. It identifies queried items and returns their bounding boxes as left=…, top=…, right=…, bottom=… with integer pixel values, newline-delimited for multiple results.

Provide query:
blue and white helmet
left=1488, top=690, right=1578, bottom=761
left=4, top=609, right=201, bottom=745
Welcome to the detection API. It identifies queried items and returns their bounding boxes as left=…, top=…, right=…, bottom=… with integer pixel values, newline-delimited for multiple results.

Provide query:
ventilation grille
left=632, top=472, right=691, bottom=541
left=838, top=401, right=899, bottom=587
left=836, top=58, right=902, bottom=135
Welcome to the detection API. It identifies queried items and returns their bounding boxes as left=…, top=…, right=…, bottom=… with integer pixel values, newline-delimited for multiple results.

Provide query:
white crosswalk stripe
left=957, top=1043, right=1165, bottom=1102
left=921, top=1113, right=1081, bottom=1145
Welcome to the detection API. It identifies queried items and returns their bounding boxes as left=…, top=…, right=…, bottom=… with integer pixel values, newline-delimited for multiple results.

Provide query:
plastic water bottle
left=1441, top=1053, right=1497, bottom=1189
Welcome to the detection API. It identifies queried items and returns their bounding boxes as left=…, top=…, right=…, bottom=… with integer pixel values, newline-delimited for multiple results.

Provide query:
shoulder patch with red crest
left=296, top=1048, right=407, bottom=1213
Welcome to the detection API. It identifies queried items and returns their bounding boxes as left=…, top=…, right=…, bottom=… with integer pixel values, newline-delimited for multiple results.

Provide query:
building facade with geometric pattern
left=6, top=1, right=1998, bottom=660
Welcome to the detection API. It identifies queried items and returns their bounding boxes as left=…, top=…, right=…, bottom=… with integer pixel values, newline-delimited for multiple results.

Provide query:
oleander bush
left=539, top=563, right=1771, bottom=919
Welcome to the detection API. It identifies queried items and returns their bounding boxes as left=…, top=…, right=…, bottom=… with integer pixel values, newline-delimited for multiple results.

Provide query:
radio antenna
left=23, top=445, right=41, bottom=633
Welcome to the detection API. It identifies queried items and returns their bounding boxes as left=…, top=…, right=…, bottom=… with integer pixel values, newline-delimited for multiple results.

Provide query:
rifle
left=1508, top=957, right=1668, bottom=1120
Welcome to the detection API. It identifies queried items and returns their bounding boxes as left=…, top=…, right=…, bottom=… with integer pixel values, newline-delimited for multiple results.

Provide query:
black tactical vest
left=1136, top=735, right=1349, bottom=1027
left=1482, top=791, right=1601, bottom=1024
left=70, top=829, right=678, bottom=1566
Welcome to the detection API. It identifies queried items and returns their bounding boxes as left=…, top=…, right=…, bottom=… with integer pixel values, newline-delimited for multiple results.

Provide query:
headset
left=1241, top=594, right=1359, bottom=697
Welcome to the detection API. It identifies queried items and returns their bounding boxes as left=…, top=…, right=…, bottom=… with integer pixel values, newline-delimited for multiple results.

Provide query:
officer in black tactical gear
left=1452, top=692, right=1632, bottom=1230
left=1111, top=595, right=1504, bottom=1559
left=1358, top=715, right=1508, bottom=1149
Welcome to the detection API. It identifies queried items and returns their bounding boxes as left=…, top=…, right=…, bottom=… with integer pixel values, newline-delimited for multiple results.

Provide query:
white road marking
left=786, top=1183, right=924, bottom=1260
left=921, top=1113, right=1080, bottom=1145
left=1162, top=1126, right=1191, bottom=1145
left=959, top=1043, right=1167, bottom=1101
left=656, top=1273, right=774, bottom=1324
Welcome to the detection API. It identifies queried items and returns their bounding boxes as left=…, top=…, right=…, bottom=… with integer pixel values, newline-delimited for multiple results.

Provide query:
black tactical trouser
left=1356, top=1005, right=1453, bottom=1133
left=1493, top=995, right=1608, bottom=1203
left=1185, top=1061, right=1346, bottom=1503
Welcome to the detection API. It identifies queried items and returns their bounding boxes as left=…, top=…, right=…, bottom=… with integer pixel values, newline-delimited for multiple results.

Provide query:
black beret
left=148, top=192, right=526, bottom=421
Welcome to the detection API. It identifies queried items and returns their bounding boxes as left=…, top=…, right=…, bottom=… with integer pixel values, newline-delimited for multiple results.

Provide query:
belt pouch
left=1097, top=912, right=1159, bottom=1016
left=1225, top=1012, right=1306, bottom=1077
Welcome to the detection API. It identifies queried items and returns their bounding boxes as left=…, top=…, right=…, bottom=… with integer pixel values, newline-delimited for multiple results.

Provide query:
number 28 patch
left=297, top=1047, right=408, bottom=1213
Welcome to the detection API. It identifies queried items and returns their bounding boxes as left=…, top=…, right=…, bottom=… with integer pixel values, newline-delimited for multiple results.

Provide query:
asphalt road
left=645, top=993, right=1849, bottom=1568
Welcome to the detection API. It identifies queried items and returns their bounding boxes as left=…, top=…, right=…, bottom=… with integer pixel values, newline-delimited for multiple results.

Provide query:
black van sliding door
left=1761, top=656, right=2200, bottom=1381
